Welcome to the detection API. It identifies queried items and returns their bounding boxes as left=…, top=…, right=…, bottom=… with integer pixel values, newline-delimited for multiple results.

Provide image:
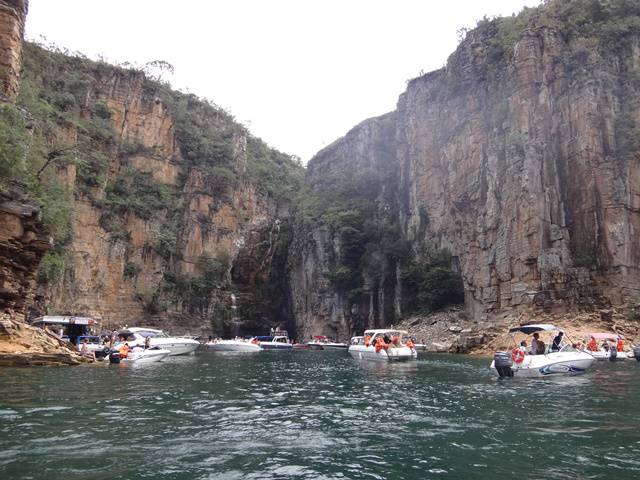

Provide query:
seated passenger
left=616, top=337, right=624, bottom=352
left=537, top=340, right=546, bottom=355
left=80, top=338, right=95, bottom=360
left=587, top=337, right=598, bottom=351
left=530, top=333, right=540, bottom=355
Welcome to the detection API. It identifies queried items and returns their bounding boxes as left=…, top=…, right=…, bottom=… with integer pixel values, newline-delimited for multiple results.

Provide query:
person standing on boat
left=551, top=331, right=564, bottom=352
left=530, top=333, right=540, bottom=355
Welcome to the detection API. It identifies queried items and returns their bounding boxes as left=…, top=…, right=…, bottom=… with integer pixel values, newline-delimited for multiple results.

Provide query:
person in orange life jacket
left=616, top=337, right=624, bottom=352
left=119, top=343, right=131, bottom=358
left=587, top=337, right=597, bottom=351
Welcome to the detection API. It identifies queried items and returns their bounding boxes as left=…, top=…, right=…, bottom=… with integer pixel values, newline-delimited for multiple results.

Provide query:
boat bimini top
left=364, top=329, right=409, bottom=336
left=508, top=324, right=560, bottom=335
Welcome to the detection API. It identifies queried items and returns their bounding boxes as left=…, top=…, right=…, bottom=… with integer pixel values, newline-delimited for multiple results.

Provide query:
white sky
left=26, top=0, right=541, bottom=162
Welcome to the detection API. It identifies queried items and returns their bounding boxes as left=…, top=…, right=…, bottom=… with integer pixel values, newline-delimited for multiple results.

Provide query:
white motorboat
left=491, top=324, right=596, bottom=378
left=206, top=338, right=262, bottom=352
left=125, top=327, right=200, bottom=356
left=348, top=329, right=417, bottom=362
left=581, top=332, right=632, bottom=360
left=306, top=335, right=348, bottom=350
left=109, top=346, right=170, bottom=364
left=257, top=331, right=293, bottom=350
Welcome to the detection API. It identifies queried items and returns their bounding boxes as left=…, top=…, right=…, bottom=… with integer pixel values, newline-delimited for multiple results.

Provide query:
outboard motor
left=633, top=346, right=640, bottom=362
left=109, top=352, right=121, bottom=364
left=494, top=352, right=514, bottom=378
left=609, top=348, right=618, bottom=362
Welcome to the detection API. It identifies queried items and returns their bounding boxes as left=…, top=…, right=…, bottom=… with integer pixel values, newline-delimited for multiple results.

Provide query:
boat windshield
left=136, top=330, right=169, bottom=338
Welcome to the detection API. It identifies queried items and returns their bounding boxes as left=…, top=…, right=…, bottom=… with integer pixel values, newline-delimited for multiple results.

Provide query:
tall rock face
left=0, top=0, right=49, bottom=323
left=13, top=44, right=302, bottom=335
left=0, top=189, right=49, bottom=321
left=290, top=113, right=403, bottom=340
left=292, top=0, right=640, bottom=337
left=0, top=0, right=27, bottom=99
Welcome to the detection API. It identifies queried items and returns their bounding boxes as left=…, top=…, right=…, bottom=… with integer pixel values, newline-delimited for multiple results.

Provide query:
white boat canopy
left=508, top=324, right=560, bottom=334
left=31, top=316, right=98, bottom=326
left=363, top=329, right=409, bottom=336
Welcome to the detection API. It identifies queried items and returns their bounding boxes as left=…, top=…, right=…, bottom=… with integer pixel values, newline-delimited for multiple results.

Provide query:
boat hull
left=491, top=351, right=596, bottom=377
left=586, top=349, right=631, bottom=360
left=260, top=343, right=293, bottom=350
left=207, top=341, right=261, bottom=352
left=112, top=348, right=171, bottom=364
left=348, top=345, right=417, bottom=362
left=150, top=340, right=200, bottom=356
left=323, top=344, right=348, bottom=350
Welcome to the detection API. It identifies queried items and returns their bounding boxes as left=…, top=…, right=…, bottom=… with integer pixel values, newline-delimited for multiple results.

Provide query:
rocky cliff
left=0, top=188, right=49, bottom=321
left=292, top=0, right=640, bottom=339
left=0, top=0, right=27, bottom=99
left=3, top=41, right=302, bottom=337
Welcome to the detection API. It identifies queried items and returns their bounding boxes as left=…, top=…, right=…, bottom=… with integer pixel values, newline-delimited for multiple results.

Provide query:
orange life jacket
left=406, top=340, right=415, bottom=349
left=617, top=339, right=624, bottom=352
left=375, top=337, right=386, bottom=353
left=587, top=339, right=597, bottom=351
left=119, top=345, right=130, bottom=358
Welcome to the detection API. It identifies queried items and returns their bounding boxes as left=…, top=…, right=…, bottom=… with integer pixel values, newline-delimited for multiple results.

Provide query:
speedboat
left=125, top=327, right=200, bottom=356
left=257, top=331, right=293, bottom=350
left=109, top=346, right=170, bottom=364
left=581, top=332, right=632, bottom=361
left=348, top=329, right=417, bottom=362
left=491, top=324, right=596, bottom=378
left=306, top=335, right=348, bottom=350
left=206, top=338, right=262, bottom=352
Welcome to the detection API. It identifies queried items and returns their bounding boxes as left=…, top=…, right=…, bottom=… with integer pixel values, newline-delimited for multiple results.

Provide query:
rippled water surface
left=1, top=351, right=640, bottom=479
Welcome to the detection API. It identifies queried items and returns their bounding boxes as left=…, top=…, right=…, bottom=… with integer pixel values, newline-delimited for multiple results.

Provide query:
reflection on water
left=0, top=352, right=639, bottom=479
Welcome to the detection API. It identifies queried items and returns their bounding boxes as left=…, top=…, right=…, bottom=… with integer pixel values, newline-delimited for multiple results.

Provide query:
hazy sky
left=26, top=0, right=541, bottom=162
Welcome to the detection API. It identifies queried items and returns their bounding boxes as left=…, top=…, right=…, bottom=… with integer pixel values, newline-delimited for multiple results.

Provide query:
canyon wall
left=0, top=189, right=49, bottom=321
left=290, top=113, right=401, bottom=340
left=292, top=1, right=640, bottom=339
left=14, top=44, right=301, bottom=336
left=0, top=0, right=27, bottom=99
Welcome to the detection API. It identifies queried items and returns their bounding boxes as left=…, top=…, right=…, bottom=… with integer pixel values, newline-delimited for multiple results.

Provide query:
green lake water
left=1, top=351, right=639, bottom=479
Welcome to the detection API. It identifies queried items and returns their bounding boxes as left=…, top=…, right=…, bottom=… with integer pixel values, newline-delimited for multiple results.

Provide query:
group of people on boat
left=584, top=336, right=624, bottom=353
left=514, top=330, right=567, bottom=361
left=364, top=334, right=415, bottom=353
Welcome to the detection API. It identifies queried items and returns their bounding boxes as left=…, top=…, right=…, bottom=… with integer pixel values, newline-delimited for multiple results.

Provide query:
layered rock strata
left=0, top=0, right=27, bottom=99
left=0, top=189, right=50, bottom=321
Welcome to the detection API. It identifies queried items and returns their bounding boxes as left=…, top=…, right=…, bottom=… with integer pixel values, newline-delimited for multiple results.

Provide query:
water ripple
left=0, top=352, right=639, bottom=479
